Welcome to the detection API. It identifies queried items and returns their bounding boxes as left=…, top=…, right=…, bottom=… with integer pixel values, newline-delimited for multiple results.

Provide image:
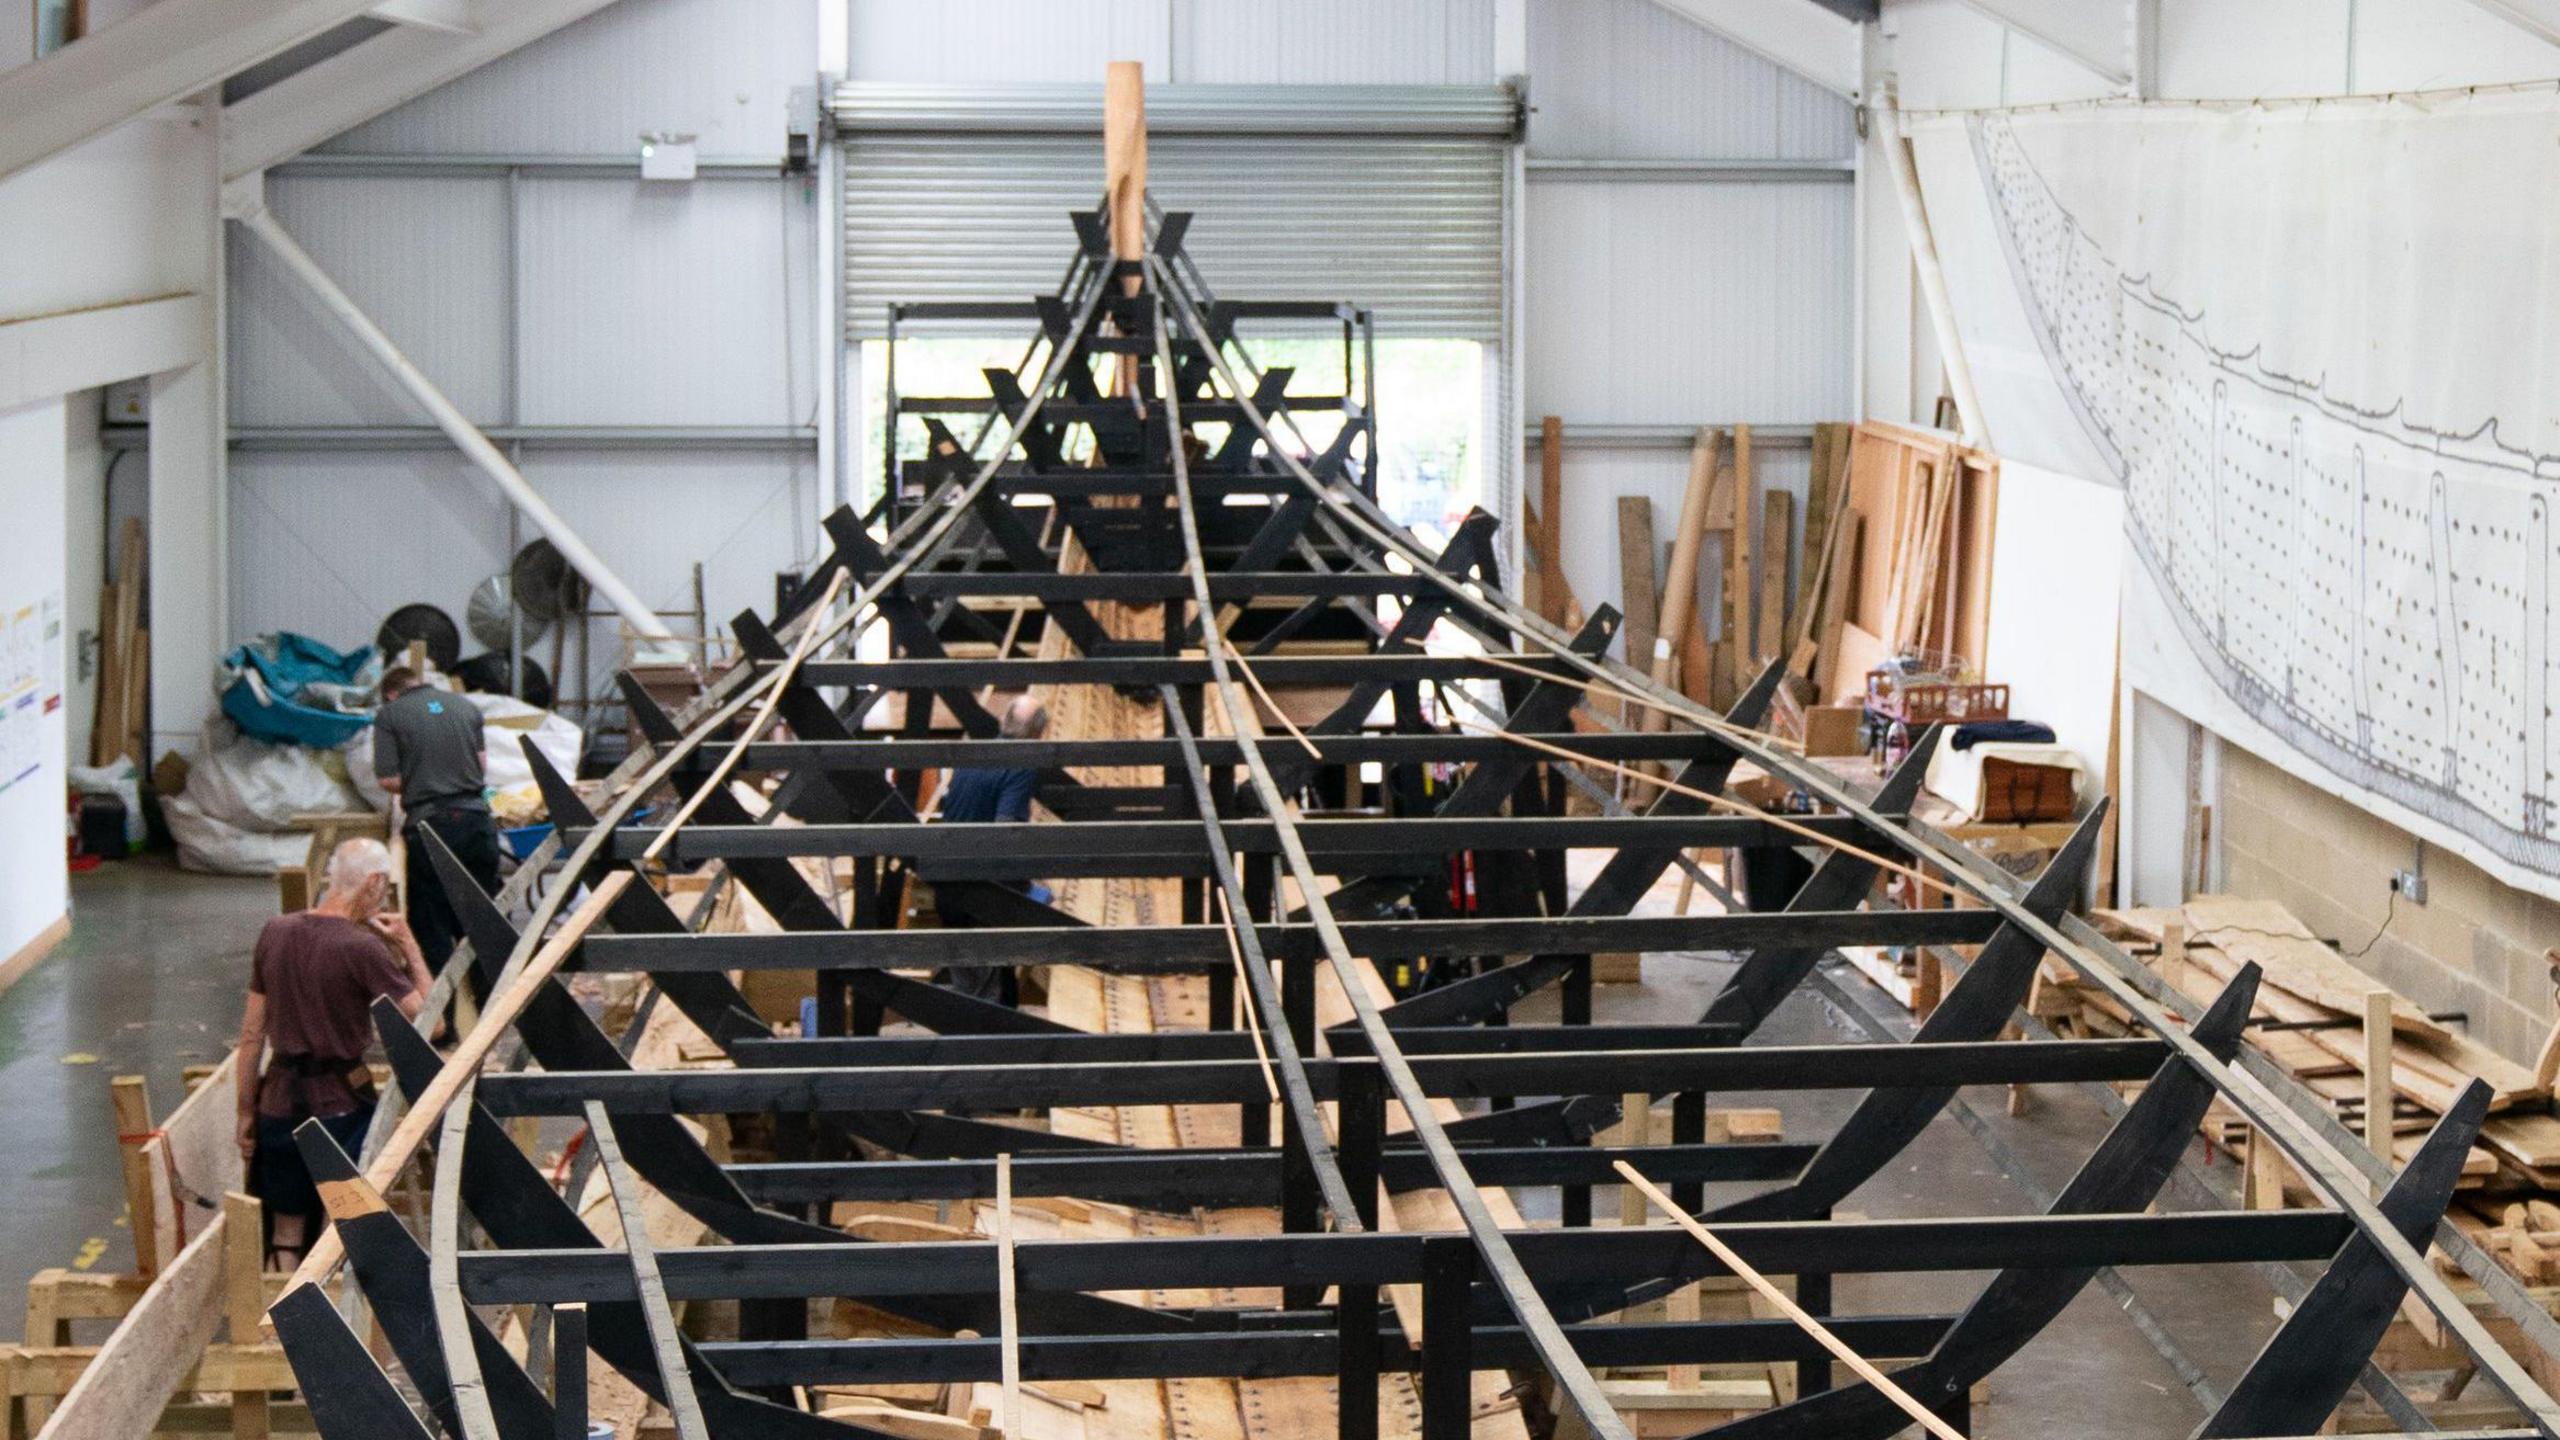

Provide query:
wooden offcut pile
left=2040, top=897, right=2550, bottom=1216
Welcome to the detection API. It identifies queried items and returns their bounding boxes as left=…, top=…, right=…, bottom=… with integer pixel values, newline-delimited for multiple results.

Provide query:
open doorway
left=857, top=335, right=1487, bottom=549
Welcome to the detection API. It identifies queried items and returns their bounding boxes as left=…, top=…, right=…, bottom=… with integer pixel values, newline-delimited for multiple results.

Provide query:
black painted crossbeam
left=475, top=1038, right=2170, bottom=1114
left=572, top=908, right=2003, bottom=973
left=788, top=653, right=1582, bottom=689
left=597, top=812, right=1900, bottom=865
left=724, top=1141, right=1819, bottom=1206
left=736, top=730, right=1742, bottom=771
left=725, top=1023, right=1763, bottom=1069
left=453, top=1211, right=2353, bottom=1306
left=691, top=1313, right=1960, bottom=1385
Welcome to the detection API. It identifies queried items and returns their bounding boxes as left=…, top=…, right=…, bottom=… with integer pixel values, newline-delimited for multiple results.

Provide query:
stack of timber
left=2037, top=898, right=2560, bottom=1433
left=1790, top=422, right=1997, bottom=707
left=1552, top=419, right=1847, bottom=719
left=2041, top=898, right=2540, bottom=1196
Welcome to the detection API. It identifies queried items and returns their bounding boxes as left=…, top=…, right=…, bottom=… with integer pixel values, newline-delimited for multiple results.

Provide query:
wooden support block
left=2, top=1341, right=299, bottom=1401
left=111, top=1076, right=160, bottom=1277
left=1592, top=953, right=1644, bottom=985
left=2242, top=1125, right=2288, bottom=1210
left=274, top=867, right=308, bottom=915
left=1704, top=1109, right=1783, bottom=1144
left=1618, top=1094, right=1653, bottom=1227
left=1665, top=1277, right=1703, bottom=1391
left=224, top=1193, right=270, bottom=1440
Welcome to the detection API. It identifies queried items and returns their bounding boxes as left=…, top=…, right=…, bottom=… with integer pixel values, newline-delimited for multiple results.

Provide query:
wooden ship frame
left=264, top=73, right=2560, bottom=1440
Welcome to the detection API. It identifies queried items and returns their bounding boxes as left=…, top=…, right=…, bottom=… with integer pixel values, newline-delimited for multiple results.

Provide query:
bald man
left=235, top=839, right=435, bottom=1264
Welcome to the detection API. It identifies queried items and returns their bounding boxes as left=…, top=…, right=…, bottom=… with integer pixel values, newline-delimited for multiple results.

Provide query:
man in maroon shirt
left=233, top=837, right=435, bottom=1264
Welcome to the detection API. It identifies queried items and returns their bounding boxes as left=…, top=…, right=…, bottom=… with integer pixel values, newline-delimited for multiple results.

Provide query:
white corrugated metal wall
left=223, top=0, right=821, bottom=723
left=1524, top=0, right=1857, bottom=665
left=843, top=0, right=1496, bottom=85
left=219, top=0, right=1856, bottom=720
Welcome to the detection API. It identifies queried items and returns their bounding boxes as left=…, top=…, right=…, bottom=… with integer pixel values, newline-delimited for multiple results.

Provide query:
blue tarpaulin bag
left=218, top=632, right=382, bottom=748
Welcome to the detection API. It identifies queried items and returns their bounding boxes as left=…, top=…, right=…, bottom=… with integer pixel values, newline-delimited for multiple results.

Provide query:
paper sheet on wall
left=0, top=602, right=40, bottom=795
left=1904, top=93, right=2560, bottom=899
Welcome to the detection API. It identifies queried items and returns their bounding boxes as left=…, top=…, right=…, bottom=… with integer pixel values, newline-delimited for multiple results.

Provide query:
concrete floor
left=0, top=858, right=2290, bottom=1436
left=0, top=857, right=274, bottom=1336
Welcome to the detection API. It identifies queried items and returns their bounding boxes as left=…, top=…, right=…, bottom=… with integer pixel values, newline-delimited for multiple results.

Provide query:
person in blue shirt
left=938, top=695, right=1047, bottom=822
left=935, top=695, right=1049, bottom=1003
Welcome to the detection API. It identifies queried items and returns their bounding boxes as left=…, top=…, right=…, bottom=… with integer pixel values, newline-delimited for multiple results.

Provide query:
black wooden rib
left=292, top=1121, right=555, bottom=1440
left=1374, top=661, right=1786, bottom=1030
left=1541, top=807, right=2111, bottom=1327
left=1315, top=609, right=1619, bottom=922
left=968, top=488, right=1114, bottom=653
left=408, top=857, right=811, bottom=1241
left=821, top=508, right=1000, bottom=739
left=1676, top=966, right=2263, bottom=1440
left=508, top=748, right=771, bottom=1047
left=269, top=1285, right=441, bottom=1440
left=726, top=612, right=916, bottom=822
left=1714, top=804, right=2108, bottom=1222
left=2196, top=1079, right=2496, bottom=1439
left=369, top=1015, right=938, bottom=1440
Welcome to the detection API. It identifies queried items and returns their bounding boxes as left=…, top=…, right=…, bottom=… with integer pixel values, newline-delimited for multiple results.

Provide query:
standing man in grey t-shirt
left=372, top=666, right=499, bottom=973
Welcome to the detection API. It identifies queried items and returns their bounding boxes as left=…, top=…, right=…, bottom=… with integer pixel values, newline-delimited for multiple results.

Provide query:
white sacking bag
left=472, top=692, right=584, bottom=797
left=167, top=723, right=366, bottom=874
left=164, top=796, right=312, bottom=875
left=342, top=727, right=393, bottom=813
left=183, top=727, right=365, bottom=831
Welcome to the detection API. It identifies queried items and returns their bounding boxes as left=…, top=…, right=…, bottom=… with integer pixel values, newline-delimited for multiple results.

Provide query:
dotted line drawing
left=1966, top=113, right=2560, bottom=876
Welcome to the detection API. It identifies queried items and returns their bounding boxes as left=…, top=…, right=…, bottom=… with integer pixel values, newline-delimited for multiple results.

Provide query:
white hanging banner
left=1902, top=92, right=2560, bottom=898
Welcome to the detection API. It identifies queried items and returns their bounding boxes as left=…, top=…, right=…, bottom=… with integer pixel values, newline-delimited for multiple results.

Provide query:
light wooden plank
left=1754, top=490, right=1790, bottom=663
left=1650, top=428, right=1721, bottom=715
left=34, top=1216, right=229, bottom=1440
left=1723, top=426, right=1755, bottom=701
left=1616, top=496, right=1660, bottom=728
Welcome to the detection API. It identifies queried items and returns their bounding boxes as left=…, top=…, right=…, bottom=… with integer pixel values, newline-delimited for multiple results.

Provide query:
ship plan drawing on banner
left=1958, top=102, right=2560, bottom=886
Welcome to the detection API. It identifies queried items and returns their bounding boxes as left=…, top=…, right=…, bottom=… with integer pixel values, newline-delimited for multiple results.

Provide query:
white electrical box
left=639, top=132, right=698, bottom=182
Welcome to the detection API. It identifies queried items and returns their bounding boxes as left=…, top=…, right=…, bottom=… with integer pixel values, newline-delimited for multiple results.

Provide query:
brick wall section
left=2218, top=746, right=2560, bottom=1066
